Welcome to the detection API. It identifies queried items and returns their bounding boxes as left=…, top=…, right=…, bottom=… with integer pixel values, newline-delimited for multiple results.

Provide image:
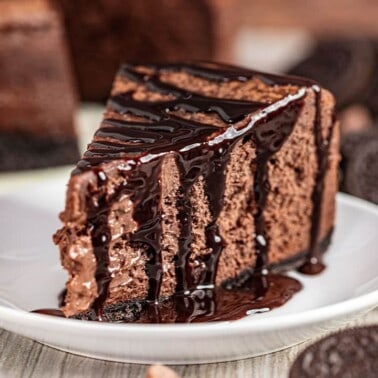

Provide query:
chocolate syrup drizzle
left=62, top=62, right=335, bottom=322
left=129, top=159, right=163, bottom=301
left=86, top=168, right=113, bottom=319
left=251, top=101, right=304, bottom=296
left=299, top=87, right=335, bottom=274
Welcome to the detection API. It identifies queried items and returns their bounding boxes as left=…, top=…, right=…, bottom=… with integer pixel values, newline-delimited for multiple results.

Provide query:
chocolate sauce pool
left=127, top=274, right=301, bottom=323
left=33, top=273, right=301, bottom=323
left=39, top=62, right=336, bottom=323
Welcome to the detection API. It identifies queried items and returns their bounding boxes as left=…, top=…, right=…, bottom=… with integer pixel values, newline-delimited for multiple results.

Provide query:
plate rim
left=0, top=190, right=377, bottom=337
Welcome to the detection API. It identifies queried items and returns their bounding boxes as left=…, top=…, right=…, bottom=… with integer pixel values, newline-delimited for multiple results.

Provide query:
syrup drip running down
left=46, top=62, right=336, bottom=322
left=298, top=86, right=335, bottom=275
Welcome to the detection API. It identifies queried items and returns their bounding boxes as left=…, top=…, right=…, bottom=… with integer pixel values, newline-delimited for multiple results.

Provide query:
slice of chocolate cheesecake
left=0, top=0, right=79, bottom=171
left=54, top=62, right=339, bottom=321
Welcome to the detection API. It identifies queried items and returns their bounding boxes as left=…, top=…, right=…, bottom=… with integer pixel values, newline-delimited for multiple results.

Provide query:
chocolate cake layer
left=0, top=0, right=79, bottom=170
left=54, top=62, right=339, bottom=320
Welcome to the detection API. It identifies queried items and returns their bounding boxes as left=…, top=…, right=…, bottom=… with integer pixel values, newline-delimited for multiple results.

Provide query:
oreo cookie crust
left=290, top=326, right=378, bottom=378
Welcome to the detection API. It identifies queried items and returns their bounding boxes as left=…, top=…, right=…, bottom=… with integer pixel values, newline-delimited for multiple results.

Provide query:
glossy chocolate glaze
left=130, top=159, right=163, bottom=301
left=60, top=62, right=334, bottom=322
left=33, top=273, right=302, bottom=323
left=252, top=101, right=303, bottom=272
left=138, top=274, right=301, bottom=323
left=112, top=273, right=301, bottom=323
left=86, top=168, right=113, bottom=320
left=32, top=308, right=65, bottom=317
left=299, top=87, right=336, bottom=275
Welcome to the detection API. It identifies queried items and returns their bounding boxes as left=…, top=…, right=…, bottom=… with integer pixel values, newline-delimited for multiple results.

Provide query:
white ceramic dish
left=0, top=177, right=377, bottom=364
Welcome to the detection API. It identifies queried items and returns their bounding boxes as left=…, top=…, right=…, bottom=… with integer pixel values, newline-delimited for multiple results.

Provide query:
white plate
left=0, top=177, right=377, bottom=364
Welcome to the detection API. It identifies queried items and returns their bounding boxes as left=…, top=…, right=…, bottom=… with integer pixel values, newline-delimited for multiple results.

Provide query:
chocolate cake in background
left=55, top=0, right=217, bottom=101
left=0, top=0, right=79, bottom=171
left=229, top=0, right=378, bottom=36
left=53, top=62, right=339, bottom=322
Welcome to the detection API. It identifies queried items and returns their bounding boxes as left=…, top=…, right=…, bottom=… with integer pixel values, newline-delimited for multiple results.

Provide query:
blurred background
left=0, top=0, right=377, bottom=203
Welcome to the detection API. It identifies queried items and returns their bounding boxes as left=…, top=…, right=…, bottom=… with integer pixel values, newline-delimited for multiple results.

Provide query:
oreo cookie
left=340, top=130, right=378, bottom=204
left=287, top=39, right=375, bottom=109
left=290, top=326, right=378, bottom=378
left=364, top=42, right=378, bottom=118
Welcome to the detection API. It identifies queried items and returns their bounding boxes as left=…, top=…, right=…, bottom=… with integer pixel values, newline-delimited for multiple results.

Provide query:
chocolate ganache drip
left=70, top=62, right=335, bottom=320
left=87, top=168, right=112, bottom=319
left=251, top=101, right=304, bottom=295
left=299, top=87, right=336, bottom=274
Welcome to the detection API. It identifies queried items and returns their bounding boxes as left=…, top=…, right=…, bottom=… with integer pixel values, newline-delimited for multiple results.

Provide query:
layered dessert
left=54, top=62, right=339, bottom=322
left=0, top=0, right=79, bottom=171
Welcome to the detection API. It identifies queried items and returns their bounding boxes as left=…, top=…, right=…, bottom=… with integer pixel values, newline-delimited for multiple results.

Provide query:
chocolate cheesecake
left=0, top=0, right=79, bottom=171
left=54, top=62, right=339, bottom=322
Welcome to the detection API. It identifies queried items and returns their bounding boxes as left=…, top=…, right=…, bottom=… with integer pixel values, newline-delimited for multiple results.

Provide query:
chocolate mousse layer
left=54, top=62, right=339, bottom=321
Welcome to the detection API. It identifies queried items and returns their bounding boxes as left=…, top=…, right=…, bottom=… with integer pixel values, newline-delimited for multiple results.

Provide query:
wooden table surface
left=0, top=308, right=376, bottom=378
